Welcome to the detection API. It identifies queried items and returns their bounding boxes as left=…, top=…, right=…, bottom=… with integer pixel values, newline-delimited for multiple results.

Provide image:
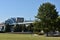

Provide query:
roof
left=9, top=22, right=33, bottom=25
left=0, top=23, right=5, bottom=27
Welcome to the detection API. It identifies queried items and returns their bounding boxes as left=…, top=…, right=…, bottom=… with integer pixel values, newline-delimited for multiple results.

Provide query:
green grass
left=0, top=33, right=60, bottom=40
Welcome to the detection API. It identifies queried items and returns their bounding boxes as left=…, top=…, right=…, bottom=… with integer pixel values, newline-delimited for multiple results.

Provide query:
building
left=0, top=23, right=5, bottom=32
left=5, top=17, right=33, bottom=32
left=16, top=17, right=24, bottom=23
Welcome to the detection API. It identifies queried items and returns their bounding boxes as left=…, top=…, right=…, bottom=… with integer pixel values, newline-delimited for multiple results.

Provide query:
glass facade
left=5, top=18, right=16, bottom=25
left=5, top=17, right=24, bottom=25
left=16, top=17, right=24, bottom=23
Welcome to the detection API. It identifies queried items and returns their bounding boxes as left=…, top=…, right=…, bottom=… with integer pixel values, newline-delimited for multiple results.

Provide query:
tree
left=14, top=24, right=22, bottom=32
left=35, top=2, right=58, bottom=32
left=36, top=3, right=58, bottom=20
left=33, top=20, right=42, bottom=32
left=5, top=24, right=12, bottom=32
left=55, top=16, right=60, bottom=31
left=27, top=23, right=33, bottom=32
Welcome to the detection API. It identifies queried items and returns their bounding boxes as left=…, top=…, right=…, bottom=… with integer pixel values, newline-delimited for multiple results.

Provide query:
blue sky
left=0, top=0, right=60, bottom=22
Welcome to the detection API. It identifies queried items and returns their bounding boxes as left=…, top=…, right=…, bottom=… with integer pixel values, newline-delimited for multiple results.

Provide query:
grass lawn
left=0, top=33, right=60, bottom=40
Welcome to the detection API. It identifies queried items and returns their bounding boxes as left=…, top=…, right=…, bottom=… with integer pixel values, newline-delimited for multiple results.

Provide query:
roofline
left=9, top=22, right=33, bottom=25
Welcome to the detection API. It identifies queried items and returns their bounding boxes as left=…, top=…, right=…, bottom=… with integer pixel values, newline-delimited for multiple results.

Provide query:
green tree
left=5, top=24, right=12, bottom=32
left=14, top=24, right=23, bottom=32
left=35, top=2, right=58, bottom=32
left=55, top=16, right=60, bottom=31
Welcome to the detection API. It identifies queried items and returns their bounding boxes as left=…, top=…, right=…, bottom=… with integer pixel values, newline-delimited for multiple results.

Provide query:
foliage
left=14, top=24, right=24, bottom=32
left=5, top=24, right=12, bottom=32
left=34, top=2, right=58, bottom=32
left=36, top=3, right=58, bottom=20
left=26, top=23, right=33, bottom=32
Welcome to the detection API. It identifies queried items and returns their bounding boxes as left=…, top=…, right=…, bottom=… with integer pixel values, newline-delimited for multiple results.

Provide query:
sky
left=0, top=0, right=60, bottom=22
